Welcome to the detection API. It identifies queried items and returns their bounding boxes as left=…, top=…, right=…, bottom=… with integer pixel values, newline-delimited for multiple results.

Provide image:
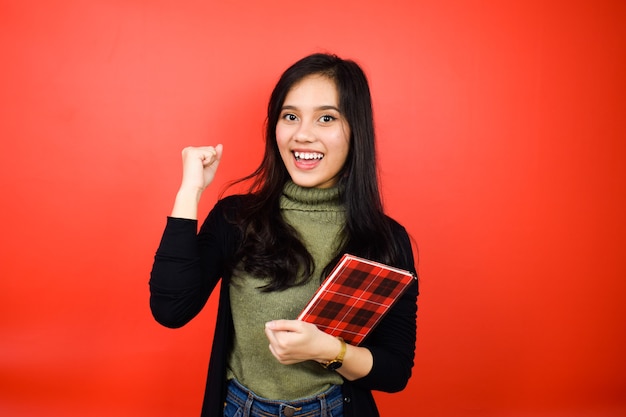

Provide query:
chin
left=291, top=180, right=318, bottom=189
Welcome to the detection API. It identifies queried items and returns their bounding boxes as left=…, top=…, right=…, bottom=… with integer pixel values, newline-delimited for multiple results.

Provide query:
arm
left=149, top=217, right=212, bottom=328
left=264, top=320, right=374, bottom=381
left=149, top=145, right=227, bottom=328
left=353, top=279, right=418, bottom=391
left=264, top=281, right=417, bottom=388
left=264, top=225, right=418, bottom=388
left=351, top=224, right=419, bottom=392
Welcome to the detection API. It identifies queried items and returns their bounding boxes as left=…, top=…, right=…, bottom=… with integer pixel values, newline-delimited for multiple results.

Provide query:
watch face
left=326, top=360, right=342, bottom=371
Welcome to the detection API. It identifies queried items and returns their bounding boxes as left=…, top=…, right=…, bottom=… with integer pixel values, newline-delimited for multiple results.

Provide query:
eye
left=281, top=113, right=298, bottom=122
left=319, top=115, right=336, bottom=123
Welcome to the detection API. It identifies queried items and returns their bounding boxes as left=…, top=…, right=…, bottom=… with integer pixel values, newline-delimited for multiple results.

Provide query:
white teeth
left=294, top=151, right=323, bottom=160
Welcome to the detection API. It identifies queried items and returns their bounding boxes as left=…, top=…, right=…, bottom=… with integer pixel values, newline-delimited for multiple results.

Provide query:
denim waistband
left=224, top=378, right=343, bottom=417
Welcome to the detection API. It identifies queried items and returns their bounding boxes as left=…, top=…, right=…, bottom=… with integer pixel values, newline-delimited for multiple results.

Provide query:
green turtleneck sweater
left=226, top=181, right=346, bottom=399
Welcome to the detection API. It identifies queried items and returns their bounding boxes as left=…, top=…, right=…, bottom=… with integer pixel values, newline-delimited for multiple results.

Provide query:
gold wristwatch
left=321, top=337, right=346, bottom=371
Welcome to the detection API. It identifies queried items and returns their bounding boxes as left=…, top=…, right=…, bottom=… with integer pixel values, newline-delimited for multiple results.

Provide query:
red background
left=1, top=1, right=625, bottom=416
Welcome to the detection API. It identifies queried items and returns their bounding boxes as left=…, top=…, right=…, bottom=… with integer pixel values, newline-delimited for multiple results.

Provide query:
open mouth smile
left=294, top=151, right=324, bottom=161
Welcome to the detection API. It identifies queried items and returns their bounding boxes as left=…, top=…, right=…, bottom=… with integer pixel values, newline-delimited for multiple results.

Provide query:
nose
left=293, top=120, right=315, bottom=142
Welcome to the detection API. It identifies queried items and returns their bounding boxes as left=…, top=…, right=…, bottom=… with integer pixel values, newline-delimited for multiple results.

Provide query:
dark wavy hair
left=228, top=53, right=402, bottom=291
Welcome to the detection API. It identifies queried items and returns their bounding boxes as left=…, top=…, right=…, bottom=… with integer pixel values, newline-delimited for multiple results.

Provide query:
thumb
left=215, top=143, right=224, bottom=158
left=265, top=319, right=302, bottom=333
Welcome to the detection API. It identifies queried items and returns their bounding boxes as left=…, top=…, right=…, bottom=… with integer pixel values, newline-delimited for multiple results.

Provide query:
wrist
left=320, top=337, right=346, bottom=371
left=176, top=186, right=204, bottom=203
left=170, top=187, right=203, bottom=219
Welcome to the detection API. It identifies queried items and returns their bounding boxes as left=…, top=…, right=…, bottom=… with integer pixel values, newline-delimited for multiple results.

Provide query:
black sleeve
left=149, top=196, right=241, bottom=328
left=351, top=222, right=419, bottom=392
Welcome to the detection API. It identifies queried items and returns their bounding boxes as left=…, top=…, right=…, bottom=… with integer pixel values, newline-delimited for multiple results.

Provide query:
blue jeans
left=223, top=379, right=344, bottom=417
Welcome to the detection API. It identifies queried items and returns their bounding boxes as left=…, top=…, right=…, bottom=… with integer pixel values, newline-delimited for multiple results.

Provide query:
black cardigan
left=150, top=195, right=418, bottom=417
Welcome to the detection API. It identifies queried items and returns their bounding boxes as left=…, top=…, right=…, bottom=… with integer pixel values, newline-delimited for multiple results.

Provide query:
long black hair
left=227, top=53, right=403, bottom=291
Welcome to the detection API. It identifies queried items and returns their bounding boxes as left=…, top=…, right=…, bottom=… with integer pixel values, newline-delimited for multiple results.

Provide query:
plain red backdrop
left=1, top=0, right=625, bottom=416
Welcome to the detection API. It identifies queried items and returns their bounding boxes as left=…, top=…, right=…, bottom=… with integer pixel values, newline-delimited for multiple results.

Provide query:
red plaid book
left=298, top=253, right=416, bottom=346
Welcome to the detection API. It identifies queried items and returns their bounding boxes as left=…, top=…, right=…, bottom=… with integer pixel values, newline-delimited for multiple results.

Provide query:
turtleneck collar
left=279, top=181, right=345, bottom=211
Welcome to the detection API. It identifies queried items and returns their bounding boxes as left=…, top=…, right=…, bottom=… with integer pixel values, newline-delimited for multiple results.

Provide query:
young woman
left=150, top=53, right=419, bottom=417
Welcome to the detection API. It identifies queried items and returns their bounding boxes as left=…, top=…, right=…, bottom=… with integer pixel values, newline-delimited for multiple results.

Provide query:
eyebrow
left=281, top=105, right=341, bottom=112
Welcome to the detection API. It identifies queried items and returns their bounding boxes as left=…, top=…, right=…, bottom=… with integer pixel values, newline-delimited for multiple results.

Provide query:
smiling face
left=275, top=74, right=351, bottom=189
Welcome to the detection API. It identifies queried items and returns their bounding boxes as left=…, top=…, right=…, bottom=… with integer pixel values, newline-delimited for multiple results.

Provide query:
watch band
left=321, top=337, right=346, bottom=370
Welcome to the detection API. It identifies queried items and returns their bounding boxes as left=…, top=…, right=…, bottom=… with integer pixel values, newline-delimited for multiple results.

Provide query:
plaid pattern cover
left=298, top=253, right=416, bottom=346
